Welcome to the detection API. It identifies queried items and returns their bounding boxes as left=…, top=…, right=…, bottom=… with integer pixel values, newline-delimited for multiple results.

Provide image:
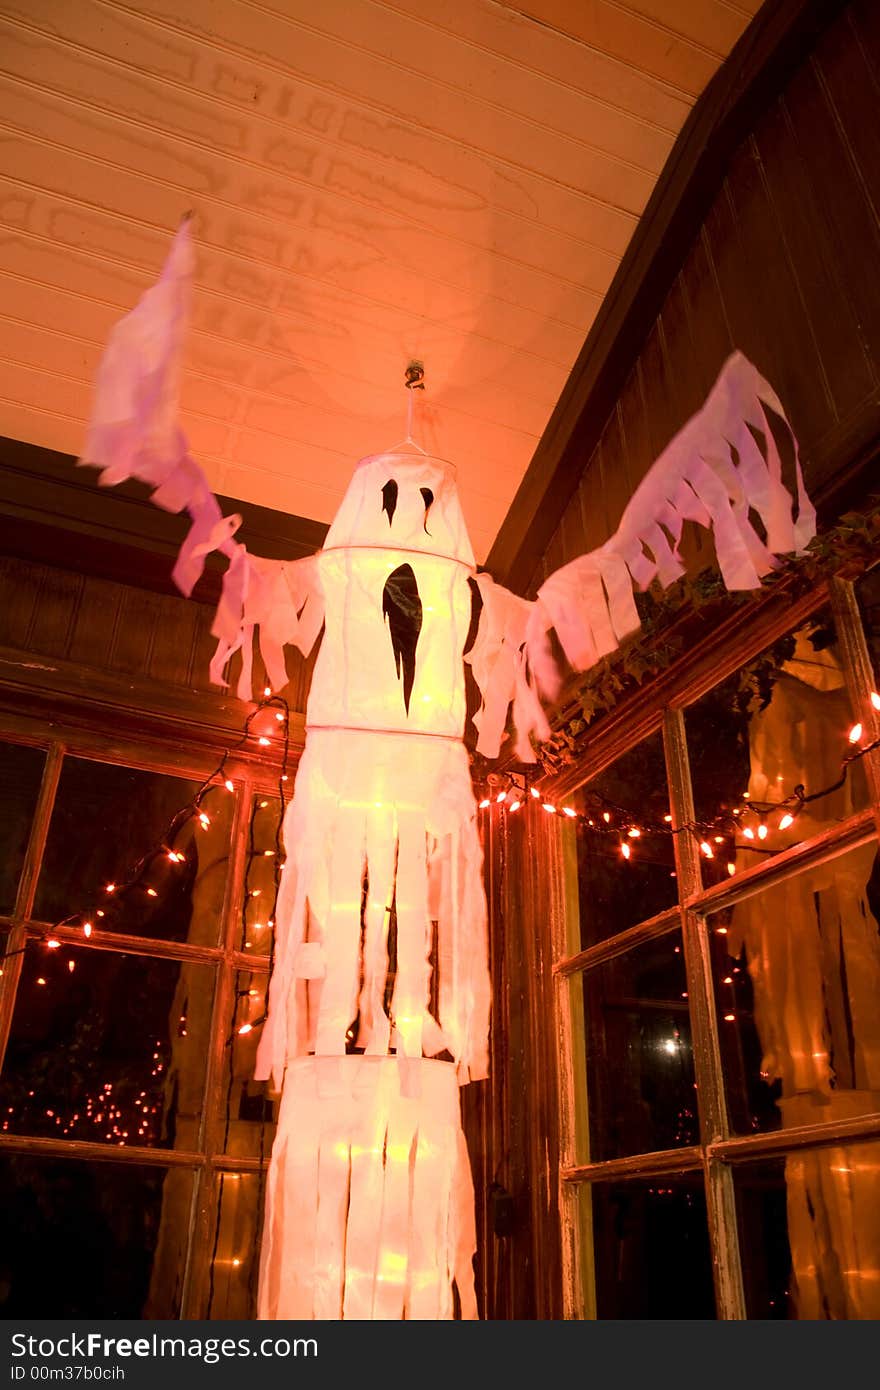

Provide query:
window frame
left=545, top=571, right=880, bottom=1319
left=0, top=710, right=287, bottom=1319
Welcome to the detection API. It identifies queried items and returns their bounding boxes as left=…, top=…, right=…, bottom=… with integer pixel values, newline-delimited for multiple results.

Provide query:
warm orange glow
left=496, top=791, right=507, bottom=803
left=478, top=798, right=490, bottom=809
left=258, top=736, right=271, bottom=747
left=620, top=842, right=631, bottom=859
left=779, top=813, right=794, bottom=830
left=238, top=1022, right=253, bottom=1036
left=83, top=922, right=93, bottom=938
left=225, top=779, right=235, bottom=792
left=849, top=722, right=863, bottom=743
left=700, top=841, right=713, bottom=858
left=727, top=863, right=736, bottom=876
left=757, top=824, right=768, bottom=840
left=742, top=827, right=755, bottom=840
left=542, top=803, right=556, bottom=814
left=46, top=939, right=60, bottom=950
left=562, top=807, right=576, bottom=818
left=871, top=691, right=880, bottom=711
left=508, top=800, right=521, bottom=813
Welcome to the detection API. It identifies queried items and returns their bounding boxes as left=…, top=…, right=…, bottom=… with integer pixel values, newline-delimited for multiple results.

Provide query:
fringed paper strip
left=254, top=729, right=490, bottom=1093
left=526, top=352, right=815, bottom=700
left=466, top=574, right=550, bottom=761
left=79, top=219, right=324, bottom=700
left=257, top=1057, right=477, bottom=1321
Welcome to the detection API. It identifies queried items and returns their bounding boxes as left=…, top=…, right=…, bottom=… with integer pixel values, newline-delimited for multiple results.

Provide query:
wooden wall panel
left=522, top=2, right=880, bottom=599
left=0, top=555, right=312, bottom=716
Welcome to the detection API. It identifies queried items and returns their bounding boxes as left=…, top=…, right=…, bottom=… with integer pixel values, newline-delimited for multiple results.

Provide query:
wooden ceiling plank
left=0, top=77, right=616, bottom=317
left=93, top=0, right=663, bottom=199
left=496, top=1, right=730, bottom=96
left=610, top=1, right=755, bottom=54
left=0, top=172, right=592, bottom=370
left=375, top=0, right=692, bottom=132
left=0, top=265, right=557, bottom=441
left=12, top=0, right=680, bottom=171
left=0, top=12, right=640, bottom=267
left=0, top=222, right=569, bottom=412
left=2, top=1, right=646, bottom=262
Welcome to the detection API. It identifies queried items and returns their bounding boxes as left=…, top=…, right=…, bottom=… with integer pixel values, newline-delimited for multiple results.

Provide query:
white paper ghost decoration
left=80, top=221, right=815, bottom=1320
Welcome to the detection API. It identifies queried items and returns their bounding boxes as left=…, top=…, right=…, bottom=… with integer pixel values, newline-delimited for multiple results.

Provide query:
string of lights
left=479, top=692, right=880, bottom=876
left=0, top=692, right=292, bottom=967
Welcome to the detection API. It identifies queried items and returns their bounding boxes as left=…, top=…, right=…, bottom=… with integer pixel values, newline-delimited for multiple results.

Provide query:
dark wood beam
left=0, top=436, right=327, bottom=602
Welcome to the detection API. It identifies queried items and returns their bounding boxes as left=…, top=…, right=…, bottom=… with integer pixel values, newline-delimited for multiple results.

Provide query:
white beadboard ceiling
left=0, top=0, right=760, bottom=561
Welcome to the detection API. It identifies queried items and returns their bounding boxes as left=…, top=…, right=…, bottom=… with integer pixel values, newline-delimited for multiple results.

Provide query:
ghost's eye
left=420, top=487, right=434, bottom=533
left=381, top=480, right=398, bottom=525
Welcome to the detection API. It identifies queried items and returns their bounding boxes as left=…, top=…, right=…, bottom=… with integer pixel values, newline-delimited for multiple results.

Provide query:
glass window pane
left=709, top=839, right=880, bottom=1136
left=243, top=794, right=283, bottom=955
left=0, top=741, right=46, bottom=914
left=0, top=943, right=215, bottom=1151
left=734, top=1143, right=880, bottom=1319
left=590, top=1175, right=715, bottom=1318
left=207, top=1171, right=263, bottom=1318
left=34, top=759, right=232, bottom=945
left=580, top=930, right=696, bottom=1162
left=856, top=563, right=880, bottom=683
left=0, top=1154, right=193, bottom=1317
left=574, top=732, right=676, bottom=949
left=222, top=969, right=279, bottom=1159
left=685, top=606, right=869, bottom=889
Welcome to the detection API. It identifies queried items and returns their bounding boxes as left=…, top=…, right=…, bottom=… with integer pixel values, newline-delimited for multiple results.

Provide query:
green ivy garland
left=535, top=500, right=880, bottom=774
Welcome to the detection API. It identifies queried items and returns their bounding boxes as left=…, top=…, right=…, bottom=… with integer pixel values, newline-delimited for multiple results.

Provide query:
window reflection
left=856, top=564, right=880, bottom=683
left=243, top=795, right=283, bottom=955
left=208, top=1171, right=263, bottom=1318
left=685, top=608, right=869, bottom=888
left=0, top=741, right=45, bottom=914
left=735, top=1144, right=880, bottom=1319
left=709, top=840, right=880, bottom=1137
left=590, top=1175, right=715, bottom=1318
left=574, top=732, right=675, bottom=949
left=224, top=970, right=278, bottom=1160
left=0, top=943, right=215, bottom=1151
left=581, top=931, right=696, bottom=1162
left=34, top=760, right=231, bottom=946
left=0, top=1154, right=192, bottom=1317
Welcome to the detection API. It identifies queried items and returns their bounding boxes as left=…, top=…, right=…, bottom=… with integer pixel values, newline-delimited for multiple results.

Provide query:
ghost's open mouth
left=382, top=563, right=422, bottom=713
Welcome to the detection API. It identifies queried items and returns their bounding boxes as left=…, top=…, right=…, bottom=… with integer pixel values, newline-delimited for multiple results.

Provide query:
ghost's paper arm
left=78, top=219, right=324, bottom=700
left=469, top=352, right=815, bottom=761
